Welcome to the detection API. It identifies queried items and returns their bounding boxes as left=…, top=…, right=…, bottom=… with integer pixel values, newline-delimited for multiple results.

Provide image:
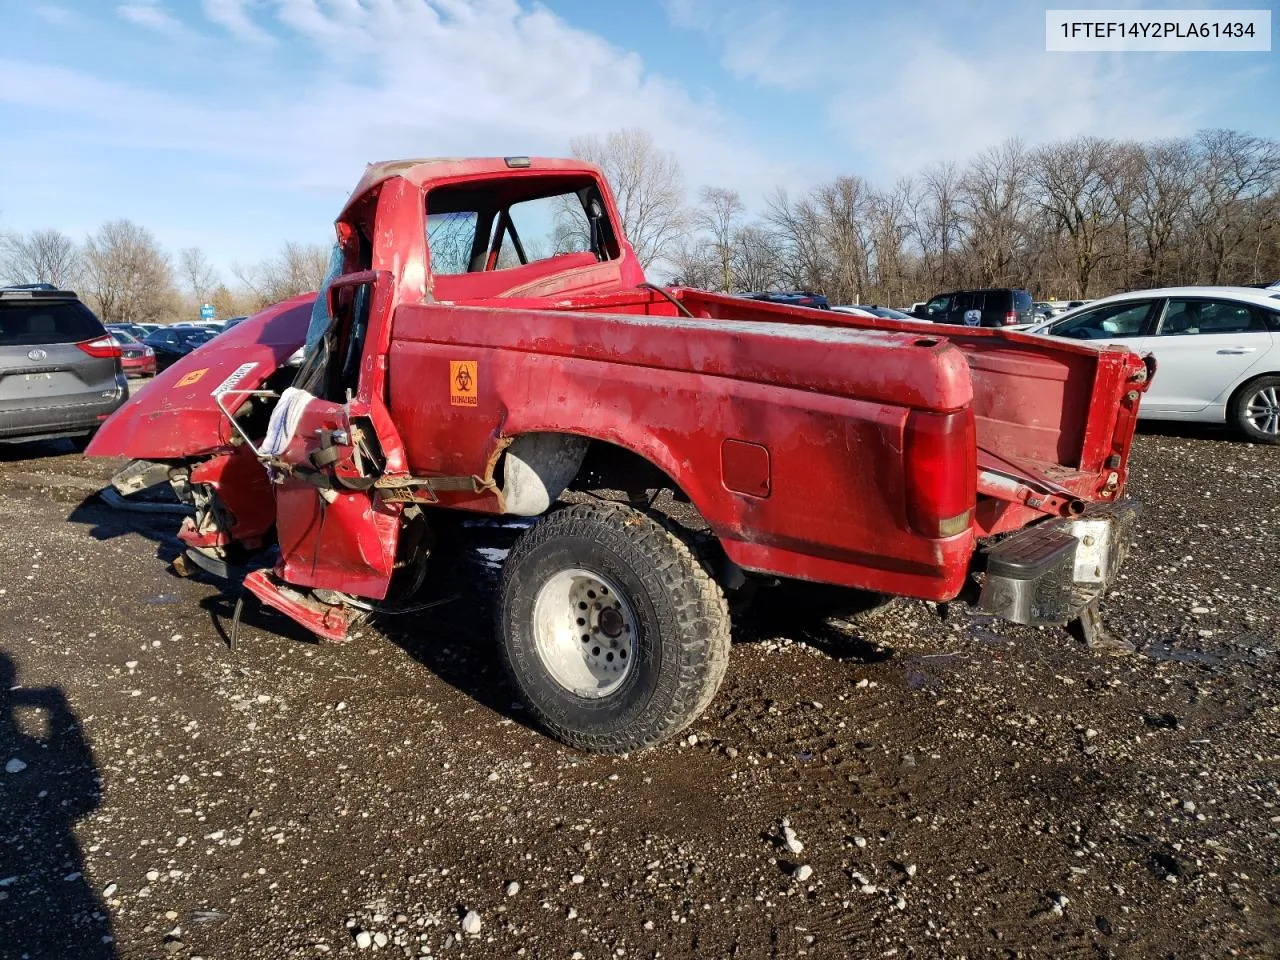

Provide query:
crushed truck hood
left=85, top=294, right=316, bottom=461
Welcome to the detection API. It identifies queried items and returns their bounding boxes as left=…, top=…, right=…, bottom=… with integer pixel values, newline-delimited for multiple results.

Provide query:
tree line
left=0, top=221, right=329, bottom=324
left=578, top=127, right=1279, bottom=305
left=3, top=127, right=1276, bottom=321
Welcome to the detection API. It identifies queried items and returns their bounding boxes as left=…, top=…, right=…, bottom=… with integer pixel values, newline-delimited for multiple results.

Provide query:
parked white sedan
left=1029, top=286, right=1280, bottom=443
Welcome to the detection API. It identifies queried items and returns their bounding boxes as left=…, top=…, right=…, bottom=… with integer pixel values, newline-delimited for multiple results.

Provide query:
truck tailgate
left=943, top=331, right=1151, bottom=535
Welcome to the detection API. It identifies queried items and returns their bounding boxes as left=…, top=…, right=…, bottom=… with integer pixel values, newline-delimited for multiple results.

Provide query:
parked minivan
left=915, top=288, right=1035, bottom=327
left=0, top=284, right=127, bottom=445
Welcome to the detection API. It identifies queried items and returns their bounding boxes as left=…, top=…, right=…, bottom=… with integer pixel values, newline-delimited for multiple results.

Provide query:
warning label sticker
left=450, top=360, right=478, bottom=407
left=175, top=368, right=207, bottom=387
left=212, top=362, right=258, bottom=398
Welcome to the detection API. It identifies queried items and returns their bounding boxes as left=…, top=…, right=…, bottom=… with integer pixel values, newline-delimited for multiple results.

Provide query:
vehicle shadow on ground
left=375, top=520, right=546, bottom=736
left=0, top=652, right=116, bottom=958
left=375, top=519, right=895, bottom=742
left=66, top=492, right=188, bottom=558
left=0, top=437, right=83, bottom=462
left=198, top=589, right=324, bottom=650
left=1135, top=420, right=1239, bottom=444
left=731, top=581, right=897, bottom=663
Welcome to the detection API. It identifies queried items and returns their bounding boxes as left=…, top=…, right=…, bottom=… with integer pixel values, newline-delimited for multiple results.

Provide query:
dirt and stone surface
left=0, top=420, right=1277, bottom=959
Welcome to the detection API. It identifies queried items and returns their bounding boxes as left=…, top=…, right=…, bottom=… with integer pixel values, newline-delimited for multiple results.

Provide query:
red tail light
left=904, top=408, right=977, bottom=537
left=77, top=336, right=122, bottom=359
left=1003, top=311, right=1018, bottom=326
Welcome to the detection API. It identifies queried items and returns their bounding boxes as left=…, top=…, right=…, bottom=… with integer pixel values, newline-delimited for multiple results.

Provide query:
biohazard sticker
left=212, top=362, right=258, bottom=397
left=176, top=368, right=207, bottom=387
left=450, top=360, right=478, bottom=407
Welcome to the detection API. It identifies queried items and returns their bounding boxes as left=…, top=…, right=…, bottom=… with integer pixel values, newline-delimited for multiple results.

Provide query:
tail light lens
left=1003, top=310, right=1018, bottom=326
left=77, top=336, right=122, bottom=359
left=904, top=408, right=977, bottom=537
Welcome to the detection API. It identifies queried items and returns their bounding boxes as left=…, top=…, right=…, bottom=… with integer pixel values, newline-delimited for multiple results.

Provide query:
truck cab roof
left=341, top=157, right=609, bottom=220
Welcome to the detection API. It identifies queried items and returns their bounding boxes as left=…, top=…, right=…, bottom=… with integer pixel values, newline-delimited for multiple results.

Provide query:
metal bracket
left=213, top=389, right=280, bottom=460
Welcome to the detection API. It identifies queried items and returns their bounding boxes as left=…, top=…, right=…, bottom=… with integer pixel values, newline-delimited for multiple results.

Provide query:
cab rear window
left=0, top=301, right=104, bottom=346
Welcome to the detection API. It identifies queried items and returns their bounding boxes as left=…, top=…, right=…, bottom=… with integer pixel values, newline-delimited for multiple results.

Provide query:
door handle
left=1216, top=347, right=1256, bottom=354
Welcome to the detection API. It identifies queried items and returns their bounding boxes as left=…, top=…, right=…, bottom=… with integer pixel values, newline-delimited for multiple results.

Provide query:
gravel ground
left=0, top=424, right=1276, bottom=959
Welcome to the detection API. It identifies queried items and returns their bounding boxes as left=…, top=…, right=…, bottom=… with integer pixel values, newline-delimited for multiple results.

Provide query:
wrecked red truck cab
left=89, top=157, right=1152, bottom=753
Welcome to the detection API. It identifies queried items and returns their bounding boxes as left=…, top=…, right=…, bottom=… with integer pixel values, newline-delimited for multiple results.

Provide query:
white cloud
left=33, top=4, right=77, bottom=26
left=832, top=45, right=1206, bottom=177
left=201, top=0, right=277, bottom=46
left=665, top=0, right=1239, bottom=181
left=0, top=0, right=806, bottom=268
left=117, top=1, right=194, bottom=38
left=0, top=1, right=799, bottom=194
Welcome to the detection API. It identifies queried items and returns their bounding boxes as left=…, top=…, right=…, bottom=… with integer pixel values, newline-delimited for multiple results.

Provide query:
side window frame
left=1052, top=299, right=1158, bottom=340
left=1154, top=297, right=1269, bottom=337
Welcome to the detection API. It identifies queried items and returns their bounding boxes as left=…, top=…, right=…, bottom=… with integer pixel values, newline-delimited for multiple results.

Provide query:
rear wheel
left=497, top=501, right=730, bottom=753
left=1230, top=375, right=1280, bottom=444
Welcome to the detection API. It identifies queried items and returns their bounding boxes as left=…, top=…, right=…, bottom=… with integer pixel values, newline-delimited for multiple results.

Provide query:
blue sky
left=0, top=0, right=1275, bottom=276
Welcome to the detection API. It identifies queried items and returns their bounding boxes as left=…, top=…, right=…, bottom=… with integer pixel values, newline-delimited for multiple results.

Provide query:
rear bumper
left=0, top=389, right=128, bottom=442
left=977, top=500, right=1140, bottom=625
left=121, top=356, right=156, bottom=376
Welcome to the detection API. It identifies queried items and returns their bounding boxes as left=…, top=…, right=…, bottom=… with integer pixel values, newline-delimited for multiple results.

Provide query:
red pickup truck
left=89, top=157, right=1152, bottom=753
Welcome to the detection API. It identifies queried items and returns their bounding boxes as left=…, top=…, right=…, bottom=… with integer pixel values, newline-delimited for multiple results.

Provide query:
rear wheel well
left=494, top=433, right=695, bottom=515
left=1225, top=372, right=1280, bottom=422
left=499, top=435, right=738, bottom=593
left=569, top=440, right=686, bottom=501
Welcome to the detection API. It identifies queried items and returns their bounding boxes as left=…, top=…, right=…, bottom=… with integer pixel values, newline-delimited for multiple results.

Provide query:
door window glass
left=1053, top=301, right=1153, bottom=340
left=924, top=295, right=951, bottom=317
left=1159, top=299, right=1267, bottom=336
left=426, top=211, right=481, bottom=276
left=504, top=194, right=592, bottom=265
left=0, top=302, right=102, bottom=345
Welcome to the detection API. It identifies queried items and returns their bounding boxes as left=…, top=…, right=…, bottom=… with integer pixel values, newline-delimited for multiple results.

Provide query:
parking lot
left=0, top=424, right=1277, bottom=959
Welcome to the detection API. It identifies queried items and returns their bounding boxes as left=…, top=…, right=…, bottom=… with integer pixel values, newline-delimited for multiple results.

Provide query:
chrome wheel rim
left=1246, top=386, right=1280, bottom=436
left=532, top=568, right=636, bottom=698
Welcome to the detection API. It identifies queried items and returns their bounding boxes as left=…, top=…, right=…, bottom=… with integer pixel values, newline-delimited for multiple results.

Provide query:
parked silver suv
left=0, top=284, right=128, bottom=446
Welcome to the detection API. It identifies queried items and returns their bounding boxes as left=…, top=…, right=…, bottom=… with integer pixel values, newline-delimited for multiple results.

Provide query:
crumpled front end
left=85, top=294, right=315, bottom=461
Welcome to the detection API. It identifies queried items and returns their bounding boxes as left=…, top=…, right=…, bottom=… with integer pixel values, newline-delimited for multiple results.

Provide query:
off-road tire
left=497, top=500, right=730, bottom=753
left=1230, top=375, right=1280, bottom=444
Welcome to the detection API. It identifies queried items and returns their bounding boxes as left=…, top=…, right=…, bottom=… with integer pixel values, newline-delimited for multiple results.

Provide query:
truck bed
left=444, top=285, right=1149, bottom=536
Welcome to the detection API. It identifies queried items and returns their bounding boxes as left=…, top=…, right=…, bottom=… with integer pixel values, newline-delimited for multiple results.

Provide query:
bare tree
left=665, top=238, right=720, bottom=290
left=1032, top=137, right=1120, bottom=297
left=1130, top=137, right=1196, bottom=286
left=868, top=178, right=915, bottom=306
left=810, top=176, right=876, bottom=303
left=958, top=139, right=1031, bottom=286
left=915, top=161, right=965, bottom=289
left=233, top=242, right=330, bottom=308
left=179, top=247, right=219, bottom=306
left=1189, top=129, right=1280, bottom=284
left=1, top=228, right=81, bottom=287
left=765, top=188, right=830, bottom=293
left=81, top=220, right=177, bottom=323
left=692, top=187, right=745, bottom=292
left=731, top=225, right=786, bottom=292
left=571, top=128, right=688, bottom=270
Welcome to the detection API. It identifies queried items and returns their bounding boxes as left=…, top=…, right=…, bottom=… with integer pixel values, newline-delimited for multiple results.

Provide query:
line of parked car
left=105, top=316, right=248, bottom=375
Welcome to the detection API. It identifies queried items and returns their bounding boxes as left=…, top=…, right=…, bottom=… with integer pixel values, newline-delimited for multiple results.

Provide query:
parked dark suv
left=914, top=288, right=1035, bottom=327
left=0, top=284, right=127, bottom=445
